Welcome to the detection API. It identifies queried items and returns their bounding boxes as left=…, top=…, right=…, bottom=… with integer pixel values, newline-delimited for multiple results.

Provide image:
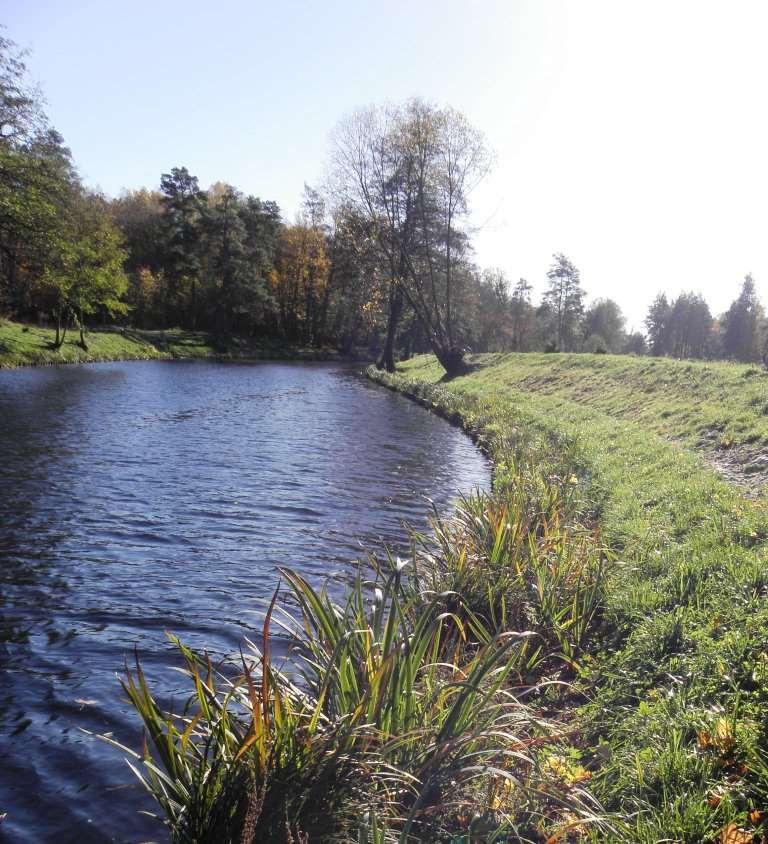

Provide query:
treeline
left=472, top=261, right=768, bottom=365
left=1, top=34, right=764, bottom=368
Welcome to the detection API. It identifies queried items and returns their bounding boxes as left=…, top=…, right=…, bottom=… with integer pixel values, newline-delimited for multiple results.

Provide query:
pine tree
left=721, top=274, right=762, bottom=362
left=542, top=254, right=584, bottom=351
left=159, top=166, right=206, bottom=326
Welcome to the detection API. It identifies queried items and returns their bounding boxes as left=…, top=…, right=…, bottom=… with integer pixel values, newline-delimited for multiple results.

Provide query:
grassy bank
left=0, top=320, right=346, bottom=367
left=367, top=353, right=768, bottom=842
left=108, top=351, right=768, bottom=842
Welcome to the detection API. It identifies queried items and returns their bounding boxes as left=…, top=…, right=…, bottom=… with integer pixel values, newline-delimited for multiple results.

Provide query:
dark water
left=0, top=361, right=489, bottom=843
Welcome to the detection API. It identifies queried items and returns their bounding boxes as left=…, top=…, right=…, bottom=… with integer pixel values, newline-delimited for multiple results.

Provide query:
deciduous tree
left=330, top=99, right=491, bottom=375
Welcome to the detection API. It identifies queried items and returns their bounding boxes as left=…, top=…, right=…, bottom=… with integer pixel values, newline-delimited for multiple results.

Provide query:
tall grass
left=108, top=418, right=613, bottom=842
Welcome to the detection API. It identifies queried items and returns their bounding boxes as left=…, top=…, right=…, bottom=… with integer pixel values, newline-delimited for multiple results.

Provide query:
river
left=0, top=360, right=489, bottom=843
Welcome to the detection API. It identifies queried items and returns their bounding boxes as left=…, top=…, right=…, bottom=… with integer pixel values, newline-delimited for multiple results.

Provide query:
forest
left=1, top=34, right=764, bottom=373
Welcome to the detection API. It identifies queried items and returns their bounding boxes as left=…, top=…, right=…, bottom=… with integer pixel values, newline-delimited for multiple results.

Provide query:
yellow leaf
left=720, top=823, right=753, bottom=844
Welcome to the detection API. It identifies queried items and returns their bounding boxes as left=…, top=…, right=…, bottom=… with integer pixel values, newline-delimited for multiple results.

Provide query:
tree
left=721, top=274, right=762, bottom=362
left=0, top=35, right=77, bottom=317
left=330, top=99, right=491, bottom=375
left=466, top=268, right=513, bottom=352
left=110, top=189, right=164, bottom=275
left=508, top=278, right=535, bottom=351
left=667, top=292, right=713, bottom=359
left=0, top=34, right=44, bottom=145
left=272, top=213, right=330, bottom=344
left=583, top=298, right=626, bottom=353
left=201, top=183, right=249, bottom=333
left=645, top=293, right=672, bottom=356
left=325, top=205, right=382, bottom=354
left=159, top=166, right=206, bottom=326
left=622, top=332, right=647, bottom=355
left=40, top=190, right=128, bottom=346
left=541, top=253, right=584, bottom=351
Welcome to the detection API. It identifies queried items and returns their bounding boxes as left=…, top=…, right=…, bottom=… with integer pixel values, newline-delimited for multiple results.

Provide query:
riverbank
left=0, top=320, right=352, bottom=368
left=368, top=353, right=768, bottom=842
left=98, top=351, right=768, bottom=841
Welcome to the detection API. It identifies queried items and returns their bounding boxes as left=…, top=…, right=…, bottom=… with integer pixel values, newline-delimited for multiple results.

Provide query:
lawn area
left=0, top=320, right=345, bottom=367
left=0, top=320, right=166, bottom=366
left=368, top=352, right=768, bottom=842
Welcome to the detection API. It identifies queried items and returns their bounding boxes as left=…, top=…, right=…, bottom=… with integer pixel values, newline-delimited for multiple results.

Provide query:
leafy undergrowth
left=106, top=392, right=618, bottom=842
left=0, top=320, right=343, bottom=367
left=368, top=355, right=768, bottom=843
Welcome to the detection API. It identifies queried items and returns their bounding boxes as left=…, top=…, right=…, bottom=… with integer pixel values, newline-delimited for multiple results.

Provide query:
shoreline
left=365, top=353, right=768, bottom=840
left=0, top=320, right=371, bottom=370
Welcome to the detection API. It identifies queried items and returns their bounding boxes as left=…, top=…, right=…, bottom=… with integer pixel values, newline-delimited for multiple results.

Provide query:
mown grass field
left=0, top=319, right=343, bottom=367
left=368, top=352, right=768, bottom=842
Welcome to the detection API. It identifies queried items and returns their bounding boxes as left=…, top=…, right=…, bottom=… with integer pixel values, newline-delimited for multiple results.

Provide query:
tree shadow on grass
left=437, top=359, right=487, bottom=383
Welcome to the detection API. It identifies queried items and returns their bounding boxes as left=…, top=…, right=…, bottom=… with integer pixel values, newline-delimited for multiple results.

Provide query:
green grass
left=368, top=353, right=768, bottom=842
left=434, top=351, right=768, bottom=458
left=0, top=319, right=345, bottom=367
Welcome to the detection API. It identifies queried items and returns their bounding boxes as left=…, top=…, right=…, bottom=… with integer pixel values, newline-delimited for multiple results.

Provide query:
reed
left=109, top=437, right=612, bottom=841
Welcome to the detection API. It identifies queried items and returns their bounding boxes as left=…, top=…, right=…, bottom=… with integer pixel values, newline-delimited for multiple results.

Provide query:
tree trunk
left=78, top=308, right=88, bottom=350
left=376, top=284, right=404, bottom=373
left=433, top=342, right=466, bottom=378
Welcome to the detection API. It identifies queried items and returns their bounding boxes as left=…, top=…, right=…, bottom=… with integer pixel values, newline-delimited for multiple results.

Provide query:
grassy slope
left=451, top=352, right=768, bottom=453
left=372, top=353, right=768, bottom=842
left=0, top=320, right=343, bottom=367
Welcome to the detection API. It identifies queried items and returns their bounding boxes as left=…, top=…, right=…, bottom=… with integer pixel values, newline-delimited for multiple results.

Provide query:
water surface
left=0, top=361, right=489, bottom=843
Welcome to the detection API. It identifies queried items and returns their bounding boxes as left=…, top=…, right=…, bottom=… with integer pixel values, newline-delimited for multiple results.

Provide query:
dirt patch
left=704, top=445, right=768, bottom=496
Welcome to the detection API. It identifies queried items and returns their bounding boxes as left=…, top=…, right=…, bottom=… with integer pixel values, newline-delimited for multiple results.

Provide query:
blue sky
left=6, top=0, right=768, bottom=327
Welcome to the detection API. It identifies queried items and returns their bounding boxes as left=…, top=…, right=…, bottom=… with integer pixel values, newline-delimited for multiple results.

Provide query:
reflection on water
left=0, top=361, right=489, bottom=843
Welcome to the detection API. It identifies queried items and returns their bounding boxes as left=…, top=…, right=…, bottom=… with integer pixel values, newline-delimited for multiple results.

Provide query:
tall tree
left=645, top=293, right=672, bottom=356
left=110, top=188, right=164, bottom=274
left=201, top=183, right=249, bottom=333
left=273, top=212, right=330, bottom=345
left=721, top=274, right=762, bottom=362
left=325, top=205, right=381, bottom=354
left=667, top=292, right=713, bottom=359
left=0, top=36, right=77, bottom=317
left=0, top=34, right=44, bottom=144
left=330, top=99, right=491, bottom=375
left=159, top=166, right=205, bottom=326
left=541, top=253, right=584, bottom=351
left=509, top=278, right=535, bottom=351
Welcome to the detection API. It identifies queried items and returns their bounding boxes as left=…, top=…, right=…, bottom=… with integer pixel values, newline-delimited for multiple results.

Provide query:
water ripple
left=0, top=361, right=488, bottom=843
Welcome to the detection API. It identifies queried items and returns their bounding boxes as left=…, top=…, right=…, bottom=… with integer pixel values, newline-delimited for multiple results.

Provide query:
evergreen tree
left=645, top=293, right=672, bottom=356
left=721, top=274, right=762, bottom=362
left=542, top=253, right=584, bottom=351
left=159, top=166, right=206, bottom=326
left=200, top=184, right=278, bottom=335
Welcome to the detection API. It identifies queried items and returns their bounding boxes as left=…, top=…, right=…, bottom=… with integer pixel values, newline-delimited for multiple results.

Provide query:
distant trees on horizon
left=1, top=33, right=765, bottom=368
